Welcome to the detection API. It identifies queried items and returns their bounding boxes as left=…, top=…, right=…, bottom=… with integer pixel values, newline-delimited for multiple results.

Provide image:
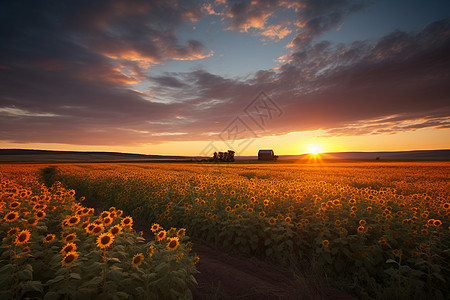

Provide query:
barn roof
left=258, top=150, right=274, bottom=154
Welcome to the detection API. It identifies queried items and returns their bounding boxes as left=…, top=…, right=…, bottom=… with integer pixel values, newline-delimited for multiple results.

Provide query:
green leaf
left=17, top=269, right=33, bottom=281
left=70, top=273, right=81, bottom=280
left=21, top=280, right=43, bottom=294
left=46, top=275, right=65, bottom=285
left=107, top=257, right=121, bottom=263
left=106, top=269, right=123, bottom=282
left=154, top=262, right=168, bottom=273
left=385, top=259, right=397, bottom=264
left=0, top=264, right=13, bottom=274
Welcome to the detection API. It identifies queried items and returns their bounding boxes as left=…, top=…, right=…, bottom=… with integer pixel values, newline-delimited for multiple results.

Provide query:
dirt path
left=83, top=196, right=354, bottom=299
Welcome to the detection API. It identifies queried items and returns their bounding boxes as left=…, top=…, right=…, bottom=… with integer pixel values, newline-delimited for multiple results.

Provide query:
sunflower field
left=1, top=162, right=449, bottom=299
left=0, top=165, right=198, bottom=299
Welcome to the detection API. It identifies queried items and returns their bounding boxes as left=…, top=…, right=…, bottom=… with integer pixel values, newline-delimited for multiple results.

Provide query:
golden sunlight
left=307, top=144, right=322, bottom=155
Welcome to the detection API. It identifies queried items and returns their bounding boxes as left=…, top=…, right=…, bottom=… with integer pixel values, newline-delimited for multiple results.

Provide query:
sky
left=0, top=0, right=449, bottom=156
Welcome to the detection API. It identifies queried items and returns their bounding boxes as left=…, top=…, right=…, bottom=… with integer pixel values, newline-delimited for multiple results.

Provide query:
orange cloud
left=171, top=50, right=214, bottom=61
left=261, top=24, right=292, bottom=40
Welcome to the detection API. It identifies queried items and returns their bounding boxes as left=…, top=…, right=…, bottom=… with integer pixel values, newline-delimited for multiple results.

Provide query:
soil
left=82, top=196, right=354, bottom=300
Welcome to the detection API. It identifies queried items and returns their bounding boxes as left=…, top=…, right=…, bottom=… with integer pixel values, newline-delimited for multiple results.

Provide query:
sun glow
left=308, top=144, right=322, bottom=155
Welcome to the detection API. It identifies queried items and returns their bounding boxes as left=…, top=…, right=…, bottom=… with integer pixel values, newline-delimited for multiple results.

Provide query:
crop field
left=0, top=165, right=198, bottom=299
left=1, top=162, right=449, bottom=299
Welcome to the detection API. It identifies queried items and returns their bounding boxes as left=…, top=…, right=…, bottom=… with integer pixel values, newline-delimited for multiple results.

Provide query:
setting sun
left=308, top=144, right=322, bottom=155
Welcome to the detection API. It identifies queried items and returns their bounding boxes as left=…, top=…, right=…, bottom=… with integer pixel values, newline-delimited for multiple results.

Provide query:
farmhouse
left=258, top=150, right=278, bottom=161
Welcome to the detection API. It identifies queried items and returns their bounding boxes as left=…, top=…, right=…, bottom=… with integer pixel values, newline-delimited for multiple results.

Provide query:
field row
left=49, top=162, right=450, bottom=299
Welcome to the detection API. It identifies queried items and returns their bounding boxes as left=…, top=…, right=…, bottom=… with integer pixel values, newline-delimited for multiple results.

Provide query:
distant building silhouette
left=258, top=149, right=278, bottom=161
left=211, top=150, right=235, bottom=162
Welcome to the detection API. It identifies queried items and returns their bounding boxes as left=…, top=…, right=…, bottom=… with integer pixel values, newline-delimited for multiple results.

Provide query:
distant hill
left=1, top=148, right=449, bottom=163
left=238, top=150, right=450, bottom=160
left=0, top=149, right=191, bottom=163
left=278, top=149, right=450, bottom=160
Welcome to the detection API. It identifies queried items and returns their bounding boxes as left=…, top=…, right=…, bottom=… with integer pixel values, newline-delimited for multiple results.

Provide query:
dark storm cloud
left=0, top=0, right=212, bottom=145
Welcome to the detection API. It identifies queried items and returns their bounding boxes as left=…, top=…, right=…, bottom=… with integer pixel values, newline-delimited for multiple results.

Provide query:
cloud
left=0, top=0, right=448, bottom=147
left=143, top=18, right=450, bottom=141
left=289, top=0, right=368, bottom=48
left=212, top=0, right=367, bottom=42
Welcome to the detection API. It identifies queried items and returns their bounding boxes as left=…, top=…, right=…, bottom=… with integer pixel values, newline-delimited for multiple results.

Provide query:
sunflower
left=268, top=217, right=276, bottom=226
left=96, top=233, right=115, bottom=249
left=35, top=210, right=46, bottom=220
left=4, top=211, right=19, bottom=222
left=92, top=225, right=105, bottom=235
left=378, top=237, right=387, bottom=245
left=392, top=249, right=401, bottom=257
left=151, top=224, right=160, bottom=232
left=131, top=253, right=144, bottom=267
left=102, top=217, right=113, bottom=226
left=67, top=216, right=80, bottom=226
left=166, top=237, right=179, bottom=250
left=100, top=211, right=110, bottom=219
left=7, top=227, right=20, bottom=236
left=359, top=219, right=366, bottom=226
left=14, top=230, right=31, bottom=245
left=121, top=216, right=133, bottom=227
left=168, top=227, right=177, bottom=237
left=85, top=223, right=95, bottom=233
left=64, top=233, right=77, bottom=243
left=192, top=256, right=200, bottom=265
left=285, top=216, right=291, bottom=224
left=322, top=240, right=330, bottom=248
left=61, top=251, right=78, bottom=267
left=9, top=201, right=20, bottom=209
left=156, top=230, right=166, bottom=241
left=43, top=234, right=55, bottom=243
left=61, top=242, right=77, bottom=254
left=109, top=224, right=122, bottom=236
left=27, top=217, right=38, bottom=226
left=176, top=228, right=186, bottom=238
left=259, top=211, right=266, bottom=218
left=148, top=245, right=154, bottom=258
left=176, top=252, right=184, bottom=262
left=357, top=226, right=365, bottom=233
left=81, top=220, right=90, bottom=230
left=433, top=219, right=442, bottom=227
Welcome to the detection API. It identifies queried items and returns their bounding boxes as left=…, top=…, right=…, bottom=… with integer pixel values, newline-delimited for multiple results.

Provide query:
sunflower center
left=18, top=234, right=27, bottom=242
left=65, top=255, right=75, bottom=263
left=101, top=236, right=110, bottom=244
